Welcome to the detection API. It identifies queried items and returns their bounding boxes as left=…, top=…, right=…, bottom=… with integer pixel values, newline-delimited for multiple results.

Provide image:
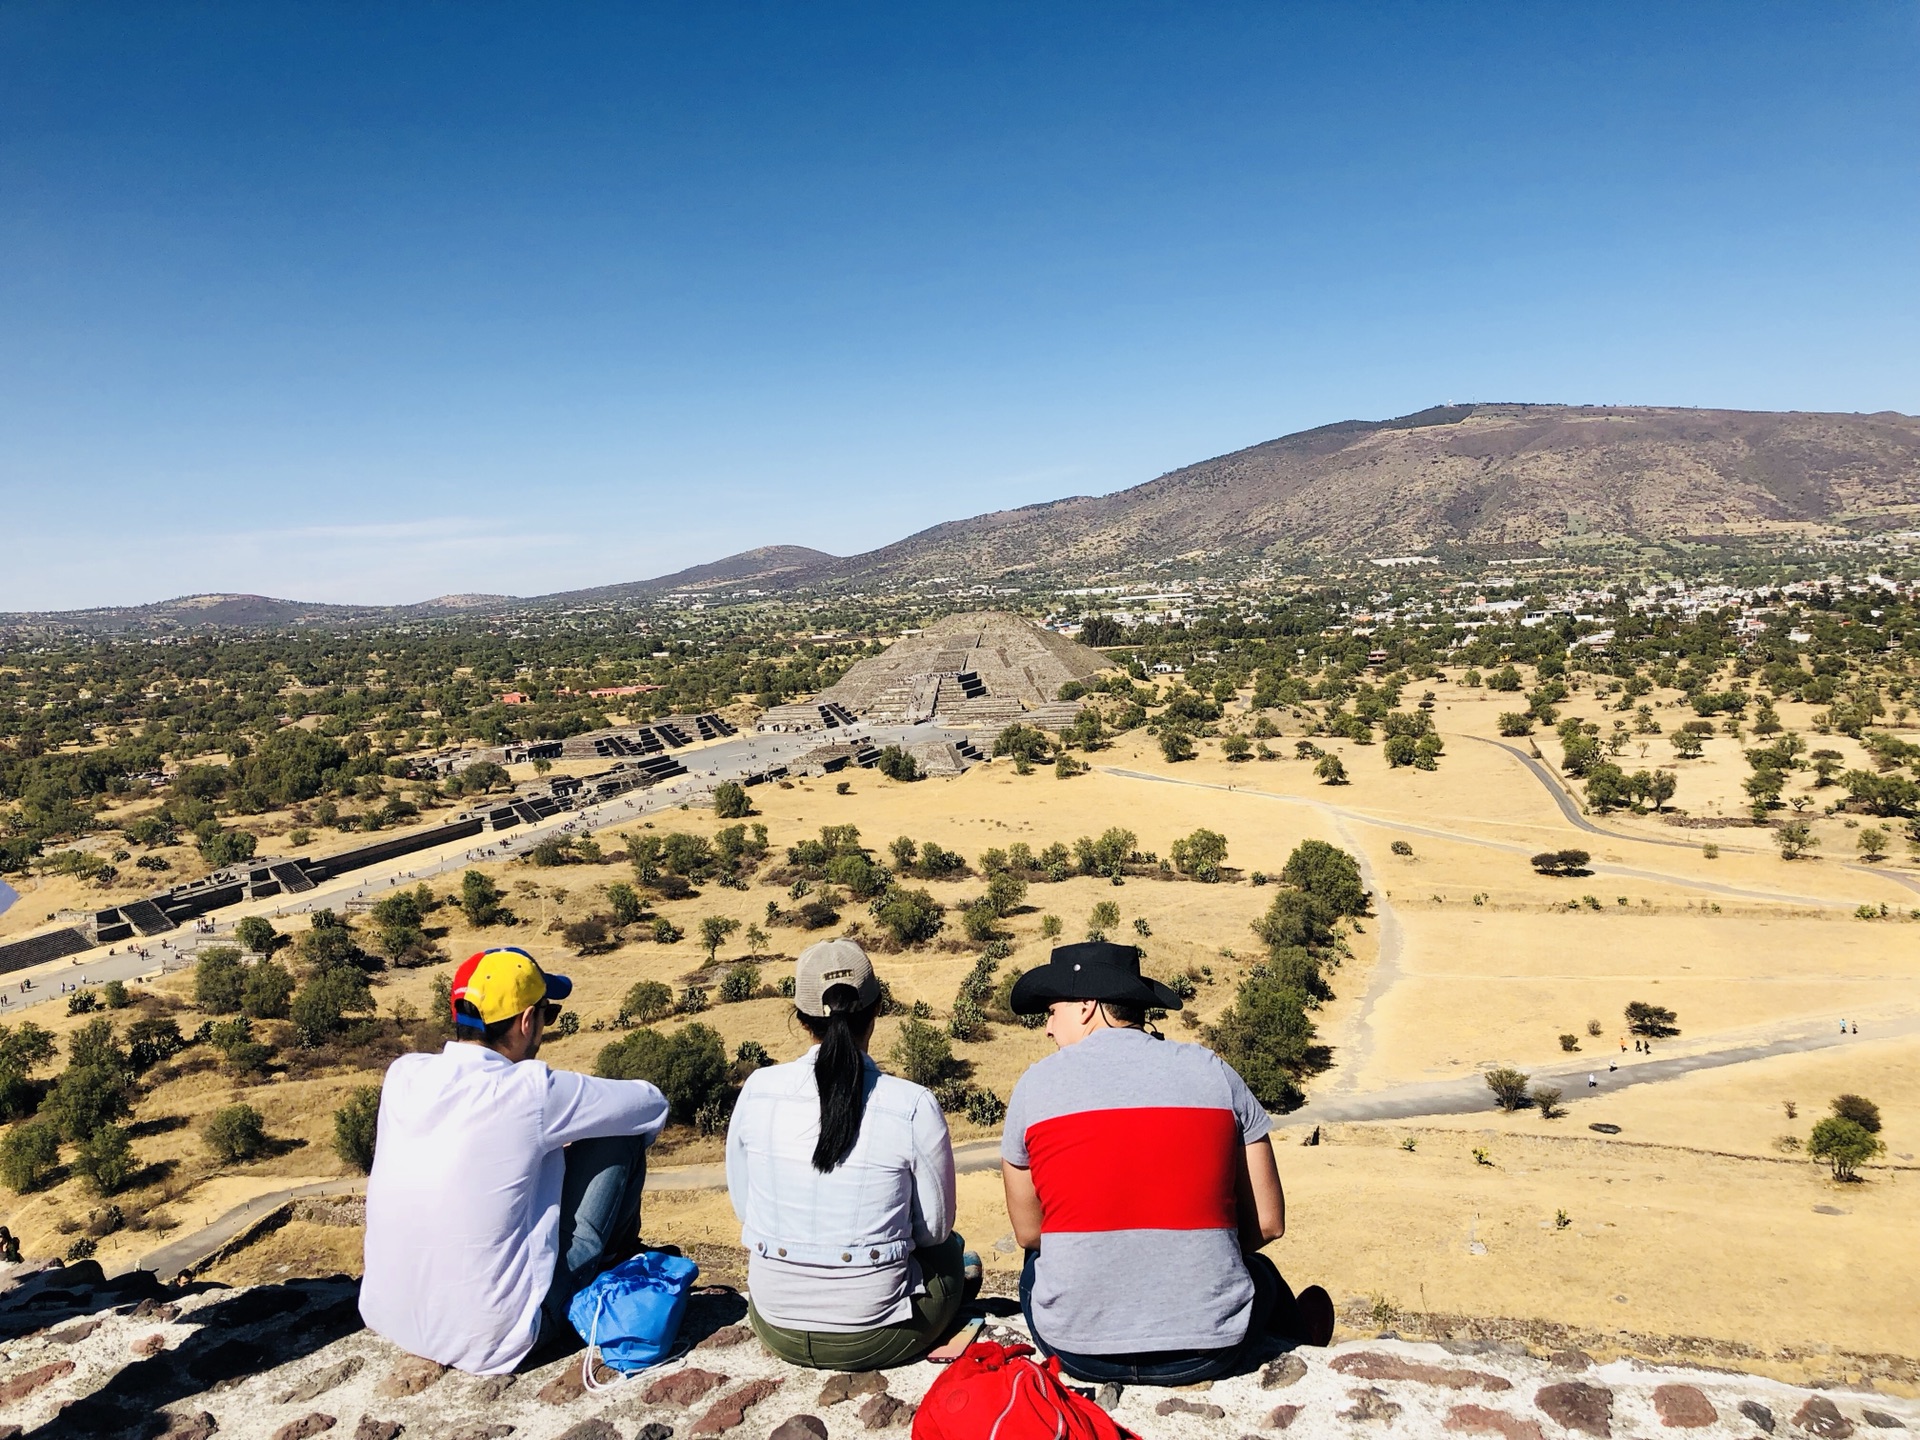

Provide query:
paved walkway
left=127, top=1178, right=366, bottom=1279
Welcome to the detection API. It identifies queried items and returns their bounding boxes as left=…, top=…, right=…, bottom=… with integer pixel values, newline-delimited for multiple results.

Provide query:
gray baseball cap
left=794, top=938, right=882, bottom=1017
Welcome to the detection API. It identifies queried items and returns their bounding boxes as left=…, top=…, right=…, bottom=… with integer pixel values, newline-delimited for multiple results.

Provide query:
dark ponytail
left=799, top=984, right=880, bottom=1173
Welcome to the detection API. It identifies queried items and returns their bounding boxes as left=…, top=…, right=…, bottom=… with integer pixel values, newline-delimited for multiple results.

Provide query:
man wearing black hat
left=1000, top=942, right=1333, bottom=1384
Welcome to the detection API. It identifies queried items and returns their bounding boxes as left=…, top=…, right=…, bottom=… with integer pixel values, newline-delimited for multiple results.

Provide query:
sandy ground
left=5, top=674, right=1918, bottom=1368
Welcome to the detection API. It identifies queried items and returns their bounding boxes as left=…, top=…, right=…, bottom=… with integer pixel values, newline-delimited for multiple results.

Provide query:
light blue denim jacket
left=726, top=1048, right=956, bottom=1330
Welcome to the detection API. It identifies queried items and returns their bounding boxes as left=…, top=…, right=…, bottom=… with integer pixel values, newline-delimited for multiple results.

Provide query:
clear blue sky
left=3, top=3, right=1916, bottom=609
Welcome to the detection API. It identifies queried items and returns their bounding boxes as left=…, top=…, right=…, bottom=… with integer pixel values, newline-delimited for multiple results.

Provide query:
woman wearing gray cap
left=725, top=938, right=974, bottom=1369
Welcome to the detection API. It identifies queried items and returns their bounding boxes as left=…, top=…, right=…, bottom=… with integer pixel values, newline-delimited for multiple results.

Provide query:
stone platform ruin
left=759, top=613, right=1106, bottom=731
left=4, top=1253, right=1914, bottom=1440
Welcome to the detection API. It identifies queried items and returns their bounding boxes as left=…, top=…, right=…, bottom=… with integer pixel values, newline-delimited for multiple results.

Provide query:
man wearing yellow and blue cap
left=360, top=947, right=669, bottom=1373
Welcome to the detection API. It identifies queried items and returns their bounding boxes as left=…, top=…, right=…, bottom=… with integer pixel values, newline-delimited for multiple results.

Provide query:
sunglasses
left=541, top=1001, right=563, bottom=1025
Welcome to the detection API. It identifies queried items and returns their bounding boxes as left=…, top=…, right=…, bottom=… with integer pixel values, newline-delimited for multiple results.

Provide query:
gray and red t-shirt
left=1001, top=1027, right=1272, bottom=1355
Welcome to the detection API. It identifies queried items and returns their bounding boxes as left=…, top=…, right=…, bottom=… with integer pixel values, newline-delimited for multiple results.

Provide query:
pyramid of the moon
left=771, top=611, right=1109, bottom=728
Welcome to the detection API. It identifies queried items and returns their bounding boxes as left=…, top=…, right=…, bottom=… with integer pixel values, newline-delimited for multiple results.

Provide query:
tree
left=993, top=725, right=1052, bottom=764
left=1775, top=820, right=1817, bottom=860
left=1624, top=1000, right=1678, bottom=1038
left=0, top=1121, right=61, bottom=1193
left=619, top=980, right=674, bottom=1026
left=290, top=966, right=373, bottom=1046
left=1383, top=734, right=1417, bottom=768
left=1158, top=728, right=1196, bottom=763
left=198, top=826, right=259, bottom=869
left=1170, top=828, right=1229, bottom=882
left=563, top=915, right=612, bottom=953
left=1531, top=1084, right=1565, bottom=1119
left=876, top=746, right=920, bottom=782
left=652, top=917, right=683, bottom=945
left=1280, top=840, right=1369, bottom=917
left=334, top=1085, right=382, bottom=1173
left=1413, top=733, right=1443, bottom=771
left=713, top=781, right=753, bottom=819
left=1669, top=730, right=1706, bottom=760
left=1840, top=770, right=1920, bottom=818
left=44, top=1063, right=132, bottom=1143
left=1207, top=972, right=1317, bottom=1111
left=370, top=890, right=432, bottom=965
left=873, top=887, right=945, bottom=946
left=234, top=916, right=278, bottom=954
left=75, top=1123, right=135, bottom=1196
left=699, top=915, right=742, bottom=963
left=985, top=869, right=1028, bottom=917
left=595, top=1022, right=729, bottom=1123
left=1221, top=734, right=1252, bottom=763
left=241, top=960, right=296, bottom=1020
left=1486, top=665, right=1523, bottom=692
left=460, top=869, right=506, bottom=926
left=1830, top=1093, right=1881, bottom=1133
left=1808, top=1116, right=1885, bottom=1181
left=1584, top=764, right=1631, bottom=812
left=194, top=946, right=247, bottom=1014
left=204, top=1103, right=268, bottom=1163
left=1314, top=753, right=1348, bottom=785
left=1497, top=713, right=1534, bottom=737
left=1484, top=1068, right=1531, bottom=1112
left=743, top=923, right=768, bottom=955
left=1530, top=849, right=1591, bottom=877
left=1857, top=827, right=1890, bottom=863
left=889, top=1018, right=957, bottom=1089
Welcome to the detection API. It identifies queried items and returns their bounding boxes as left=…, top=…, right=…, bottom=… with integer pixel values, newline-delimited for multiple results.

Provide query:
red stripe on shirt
left=1025, top=1106, right=1239, bottom=1233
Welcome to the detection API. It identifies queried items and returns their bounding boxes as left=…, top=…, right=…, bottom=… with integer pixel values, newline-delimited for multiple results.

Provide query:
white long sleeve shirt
left=726, top=1048, right=955, bottom=1331
left=359, top=1042, right=669, bottom=1373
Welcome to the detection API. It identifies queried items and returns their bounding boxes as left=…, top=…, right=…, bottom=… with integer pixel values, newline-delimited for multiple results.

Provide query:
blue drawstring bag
left=569, top=1249, right=701, bottom=1379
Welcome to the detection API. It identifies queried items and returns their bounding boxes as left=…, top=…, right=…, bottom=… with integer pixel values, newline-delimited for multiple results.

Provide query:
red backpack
left=913, top=1340, right=1139, bottom=1440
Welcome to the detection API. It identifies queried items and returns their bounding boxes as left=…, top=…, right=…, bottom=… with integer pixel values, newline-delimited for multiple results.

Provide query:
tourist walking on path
left=727, top=939, right=971, bottom=1369
left=360, top=947, right=669, bottom=1373
left=1000, top=942, right=1334, bottom=1385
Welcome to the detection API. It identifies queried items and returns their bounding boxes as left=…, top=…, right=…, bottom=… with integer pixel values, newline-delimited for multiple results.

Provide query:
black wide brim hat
left=1008, top=941, right=1183, bottom=1015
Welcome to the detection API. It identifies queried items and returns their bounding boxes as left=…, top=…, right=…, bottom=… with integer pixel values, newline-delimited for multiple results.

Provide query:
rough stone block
left=540, top=1360, right=618, bottom=1405
left=1794, top=1397, right=1855, bottom=1439
left=133, top=1332, right=169, bottom=1357
left=819, top=1371, right=889, bottom=1406
left=1535, top=1381, right=1613, bottom=1438
left=278, top=1357, right=365, bottom=1405
left=1862, top=1412, right=1906, bottom=1431
left=375, top=1355, right=446, bottom=1398
left=769, top=1416, right=829, bottom=1440
left=1738, top=1400, right=1775, bottom=1434
left=1445, top=1403, right=1545, bottom=1440
left=645, top=1368, right=731, bottom=1407
left=353, top=1421, right=404, bottom=1440
left=1265, top=1404, right=1303, bottom=1430
left=444, top=1427, right=515, bottom=1440
left=48, top=1318, right=104, bottom=1344
left=554, top=1423, right=623, bottom=1440
left=1155, top=1398, right=1227, bottom=1420
left=272, top=1416, right=337, bottom=1440
left=468, top=1374, right=517, bottom=1403
left=1332, top=1352, right=1512, bottom=1391
left=1261, top=1355, right=1308, bottom=1390
left=1652, top=1384, right=1717, bottom=1428
left=856, top=1394, right=914, bottom=1429
left=691, top=1378, right=784, bottom=1435
left=1342, top=1388, right=1402, bottom=1424
left=158, top=1414, right=220, bottom=1440
left=696, top=1324, right=754, bottom=1350
left=0, top=1360, right=75, bottom=1404
left=635, top=1425, right=674, bottom=1440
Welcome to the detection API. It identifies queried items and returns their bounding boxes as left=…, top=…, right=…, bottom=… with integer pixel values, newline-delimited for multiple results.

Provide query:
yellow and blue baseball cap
left=450, top=947, right=572, bottom=1030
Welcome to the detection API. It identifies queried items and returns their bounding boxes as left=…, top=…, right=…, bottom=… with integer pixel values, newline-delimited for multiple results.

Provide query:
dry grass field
left=5, top=669, right=1917, bottom=1380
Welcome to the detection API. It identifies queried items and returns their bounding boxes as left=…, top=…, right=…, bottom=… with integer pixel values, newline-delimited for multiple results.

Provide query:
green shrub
left=66, top=989, right=97, bottom=1016
left=44, top=1063, right=132, bottom=1143
left=890, top=1017, right=958, bottom=1088
left=333, top=1085, right=382, bottom=1173
left=1830, top=1094, right=1881, bottom=1133
left=876, top=746, right=920, bottom=782
left=0, top=1121, right=62, bottom=1192
left=204, top=1103, right=268, bottom=1162
left=652, top=918, right=683, bottom=945
left=234, top=916, right=278, bottom=954
left=873, top=887, right=944, bottom=946
left=1170, top=829, right=1229, bottom=882
left=620, top=980, right=674, bottom=1026
left=193, top=946, right=247, bottom=1014
left=100, top=980, right=131, bottom=1010
left=1484, top=1067, right=1531, bottom=1111
left=1280, top=840, right=1367, bottom=916
left=1808, top=1116, right=1885, bottom=1181
left=1207, top=972, right=1316, bottom=1111
left=713, top=781, right=753, bottom=818
left=717, top=963, right=761, bottom=1004
left=595, top=1023, right=729, bottom=1124
left=75, top=1124, right=135, bottom=1196
left=290, top=967, right=373, bottom=1046
left=1624, top=1000, right=1678, bottom=1038
left=241, top=960, right=296, bottom=1020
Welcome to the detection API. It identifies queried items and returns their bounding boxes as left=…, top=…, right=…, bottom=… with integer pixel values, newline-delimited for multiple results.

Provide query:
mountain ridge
left=7, top=403, right=1917, bottom=630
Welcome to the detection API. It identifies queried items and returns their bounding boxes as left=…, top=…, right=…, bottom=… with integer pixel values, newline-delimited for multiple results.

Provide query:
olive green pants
left=748, top=1233, right=967, bottom=1371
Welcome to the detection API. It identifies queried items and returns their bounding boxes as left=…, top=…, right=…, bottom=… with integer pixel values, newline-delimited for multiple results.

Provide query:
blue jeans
left=538, top=1131, right=651, bottom=1343
left=1019, top=1247, right=1291, bottom=1385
